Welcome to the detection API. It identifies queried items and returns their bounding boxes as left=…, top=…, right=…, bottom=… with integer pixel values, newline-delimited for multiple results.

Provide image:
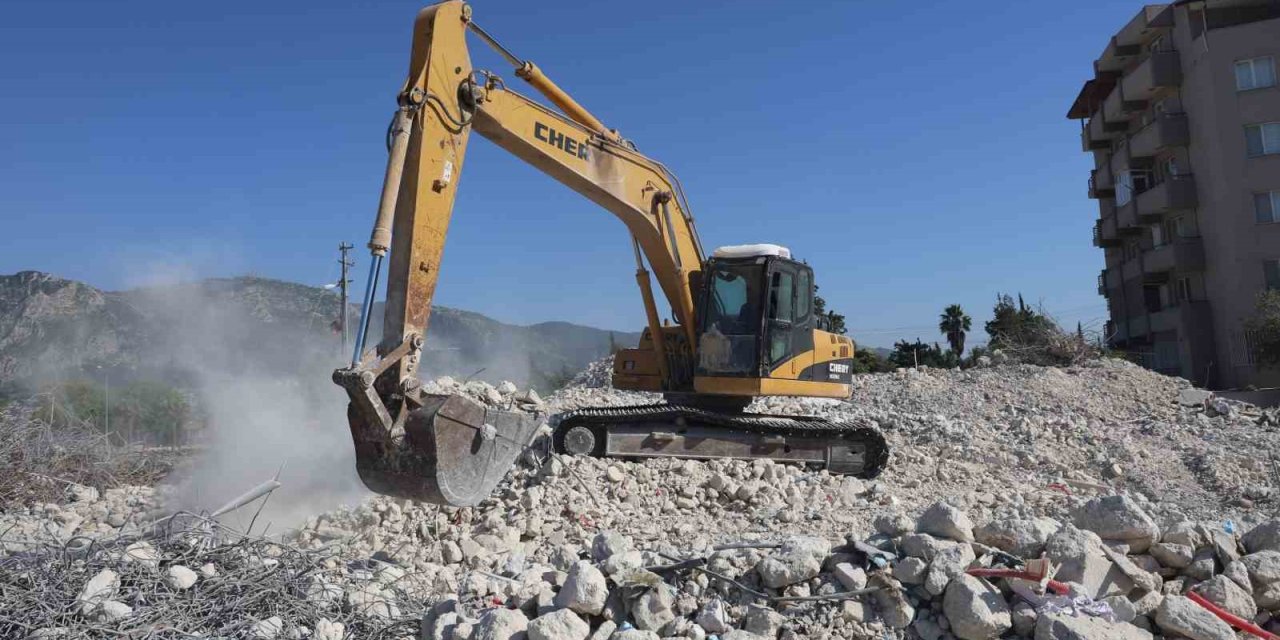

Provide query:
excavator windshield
left=697, top=261, right=763, bottom=375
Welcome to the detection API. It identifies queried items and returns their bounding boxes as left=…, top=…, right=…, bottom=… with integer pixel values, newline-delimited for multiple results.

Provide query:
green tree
left=938, top=304, right=972, bottom=358
left=813, top=285, right=847, bottom=335
left=888, top=339, right=957, bottom=369
left=1246, top=290, right=1280, bottom=367
left=850, top=348, right=890, bottom=374
left=984, top=293, right=1053, bottom=350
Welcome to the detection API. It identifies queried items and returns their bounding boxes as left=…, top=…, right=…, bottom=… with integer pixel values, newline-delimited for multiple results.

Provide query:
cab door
left=764, top=261, right=816, bottom=380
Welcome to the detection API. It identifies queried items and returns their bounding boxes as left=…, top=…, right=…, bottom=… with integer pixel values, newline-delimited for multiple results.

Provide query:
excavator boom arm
left=333, top=1, right=708, bottom=504
left=376, top=0, right=703, bottom=385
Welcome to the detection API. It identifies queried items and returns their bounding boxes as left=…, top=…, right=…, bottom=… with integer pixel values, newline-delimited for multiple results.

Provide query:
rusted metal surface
left=347, top=393, right=541, bottom=506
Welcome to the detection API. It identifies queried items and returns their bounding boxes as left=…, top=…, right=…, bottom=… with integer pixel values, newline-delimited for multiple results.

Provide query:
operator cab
left=697, top=244, right=817, bottom=380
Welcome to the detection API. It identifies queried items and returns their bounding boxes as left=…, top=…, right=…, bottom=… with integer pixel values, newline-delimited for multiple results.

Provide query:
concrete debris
left=942, top=574, right=1011, bottom=640
left=163, top=565, right=198, bottom=591
left=917, top=501, right=975, bottom=542
left=6, top=357, right=1280, bottom=639
left=1154, top=595, right=1236, bottom=640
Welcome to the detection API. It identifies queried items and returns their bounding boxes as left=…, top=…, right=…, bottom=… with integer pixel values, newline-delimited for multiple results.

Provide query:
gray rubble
left=4, top=357, right=1280, bottom=639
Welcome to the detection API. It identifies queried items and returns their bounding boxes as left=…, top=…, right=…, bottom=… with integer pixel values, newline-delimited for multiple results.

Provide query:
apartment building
left=1068, top=0, right=1280, bottom=388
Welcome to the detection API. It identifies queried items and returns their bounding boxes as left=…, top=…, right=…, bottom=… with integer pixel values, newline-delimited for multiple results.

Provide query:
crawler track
left=553, top=403, right=889, bottom=478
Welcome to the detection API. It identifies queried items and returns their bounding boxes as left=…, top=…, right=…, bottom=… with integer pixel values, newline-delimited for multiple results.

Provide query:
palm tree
left=939, top=304, right=972, bottom=358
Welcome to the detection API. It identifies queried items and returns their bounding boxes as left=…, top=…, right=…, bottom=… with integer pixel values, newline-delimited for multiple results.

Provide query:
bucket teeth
left=347, top=393, right=542, bottom=506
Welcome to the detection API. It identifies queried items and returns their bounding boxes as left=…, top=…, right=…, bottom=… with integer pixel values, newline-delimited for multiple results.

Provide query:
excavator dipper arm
left=333, top=1, right=710, bottom=505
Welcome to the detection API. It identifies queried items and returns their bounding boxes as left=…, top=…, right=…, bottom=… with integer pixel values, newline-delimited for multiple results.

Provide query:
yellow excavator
left=332, top=1, right=888, bottom=507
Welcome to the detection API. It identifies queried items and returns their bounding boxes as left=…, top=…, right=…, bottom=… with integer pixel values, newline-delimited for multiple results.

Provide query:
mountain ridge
left=0, top=270, right=638, bottom=396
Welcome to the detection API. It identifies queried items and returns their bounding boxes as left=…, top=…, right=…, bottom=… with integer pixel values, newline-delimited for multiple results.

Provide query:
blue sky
left=0, top=1, right=1134, bottom=348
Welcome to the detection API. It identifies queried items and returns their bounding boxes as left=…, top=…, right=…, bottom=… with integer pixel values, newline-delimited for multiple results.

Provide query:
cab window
left=704, top=264, right=762, bottom=336
left=796, top=269, right=811, bottom=319
left=768, top=271, right=794, bottom=322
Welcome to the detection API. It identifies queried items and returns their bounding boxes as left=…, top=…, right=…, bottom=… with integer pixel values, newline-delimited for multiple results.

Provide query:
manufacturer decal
left=534, top=122, right=590, bottom=160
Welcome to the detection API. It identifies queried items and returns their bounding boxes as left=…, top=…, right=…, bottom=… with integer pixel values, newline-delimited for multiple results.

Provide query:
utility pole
left=338, top=243, right=355, bottom=354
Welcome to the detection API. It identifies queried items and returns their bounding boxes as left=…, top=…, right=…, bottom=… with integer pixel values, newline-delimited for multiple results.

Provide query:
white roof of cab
left=712, top=244, right=792, bottom=259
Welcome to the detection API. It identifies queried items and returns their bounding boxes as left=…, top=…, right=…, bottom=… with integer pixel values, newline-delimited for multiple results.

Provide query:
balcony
left=1102, top=85, right=1147, bottom=123
left=1129, top=113, right=1189, bottom=158
left=1121, top=50, right=1182, bottom=100
left=1080, top=113, right=1127, bottom=151
left=1095, top=6, right=1173, bottom=73
left=1150, top=300, right=1212, bottom=336
left=1104, top=265, right=1123, bottom=292
left=1095, top=215, right=1120, bottom=247
left=1144, top=238, right=1205, bottom=276
left=1135, top=174, right=1197, bottom=220
left=1089, top=167, right=1115, bottom=199
left=1116, top=200, right=1141, bottom=230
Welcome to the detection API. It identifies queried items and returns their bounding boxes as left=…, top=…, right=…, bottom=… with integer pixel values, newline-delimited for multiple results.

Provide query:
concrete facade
left=1069, top=1, right=1280, bottom=388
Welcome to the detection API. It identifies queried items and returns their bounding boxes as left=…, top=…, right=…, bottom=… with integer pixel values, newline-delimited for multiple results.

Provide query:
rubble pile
left=4, top=357, right=1280, bottom=639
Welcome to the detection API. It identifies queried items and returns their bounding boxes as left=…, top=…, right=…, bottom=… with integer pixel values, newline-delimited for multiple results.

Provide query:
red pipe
left=1186, top=591, right=1280, bottom=640
left=964, top=568, right=1070, bottom=595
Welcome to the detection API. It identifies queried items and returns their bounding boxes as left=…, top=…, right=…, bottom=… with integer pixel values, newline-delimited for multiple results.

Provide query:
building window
left=1165, top=215, right=1195, bottom=239
left=1246, top=123, right=1280, bottom=156
left=1175, top=277, right=1193, bottom=303
left=1115, top=170, right=1153, bottom=206
left=1236, top=56, right=1276, bottom=91
left=1257, top=191, right=1280, bottom=223
left=1266, top=259, right=1280, bottom=290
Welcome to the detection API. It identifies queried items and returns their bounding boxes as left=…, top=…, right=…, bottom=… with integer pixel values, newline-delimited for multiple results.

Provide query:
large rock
left=1178, top=387, right=1213, bottom=406
left=1073, top=495, right=1160, bottom=553
left=1245, top=520, right=1280, bottom=554
left=163, top=565, right=198, bottom=591
left=554, top=561, right=608, bottom=616
left=528, top=608, right=588, bottom=640
left=925, top=542, right=976, bottom=596
left=901, top=533, right=949, bottom=561
left=475, top=608, right=529, bottom=640
left=918, top=502, right=975, bottom=542
left=1192, top=575, right=1258, bottom=620
left=695, top=598, right=729, bottom=633
left=1034, top=611, right=1153, bottom=640
left=76, top=569, right=119, bottom=616
left=1164, top=521, right=1210, bottom=549
left=721, top=632, right=767, bottom=640
left=314, top=619, right=344, bottom=640
left=741, top=605, right=786, bottom=638
left=755, top=537, right=829, bottom=589
left=869, top=574, right=915, bottom=629
left=1149, top=542, right=1194, bottom=569
left=591, top=531, right=632, bottom=561
left=894, top=557, right=928, bottom=584
left=94, top=601, right=133, bottom=624
left=611, top=632, right=658, bottom=640
left=943, top=574, right=1011, bottom=640
left=1241, top=550, right=1280, bottom=609
left=630, top=584, right=676, bottom=632
left=1154, top=595, right=1235, bottom=640
left=833, top=563, right=867, bottom=591
left=1241, top=551, right=1280, bottom=587
left=1044, top=525, right=1134, bottom=599
left=974, top=517, right=1059, bottom=558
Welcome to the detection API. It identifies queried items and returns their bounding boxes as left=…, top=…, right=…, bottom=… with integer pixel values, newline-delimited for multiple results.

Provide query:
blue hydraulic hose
left=351, top=254, right=384, bottom=367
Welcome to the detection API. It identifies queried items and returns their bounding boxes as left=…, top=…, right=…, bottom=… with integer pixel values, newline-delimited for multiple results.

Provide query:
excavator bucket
left=346, top=393, right=542, bottom=507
